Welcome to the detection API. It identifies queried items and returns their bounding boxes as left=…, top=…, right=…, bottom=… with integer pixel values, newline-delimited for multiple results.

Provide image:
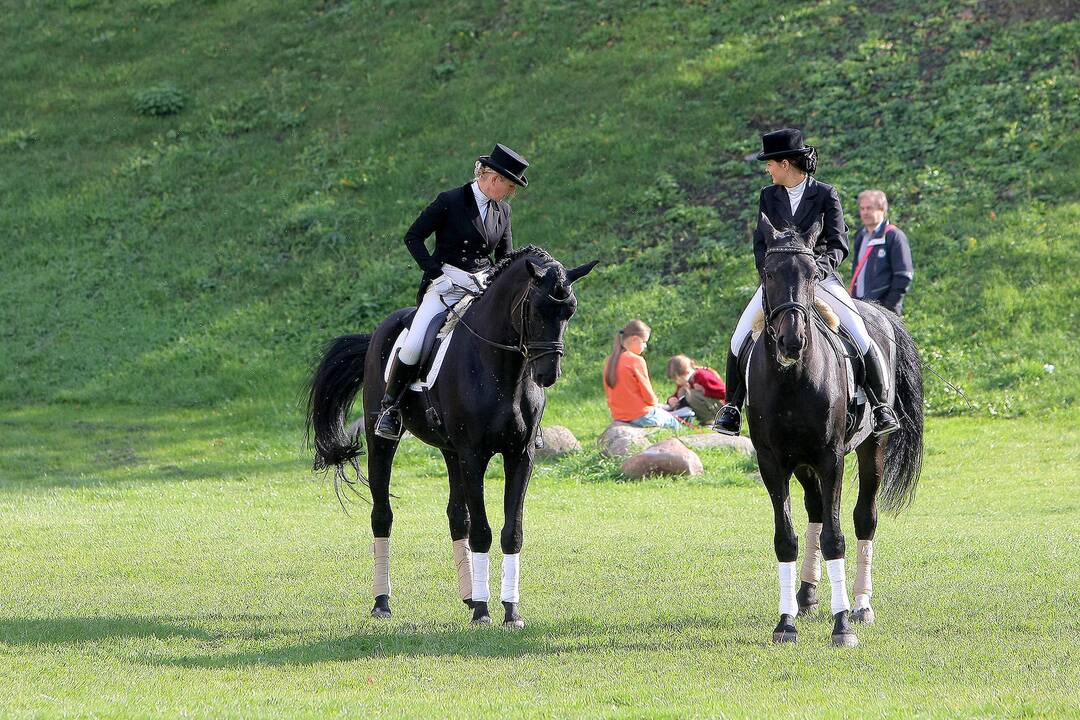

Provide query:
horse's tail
left=879, top=312, right=924, bottom=514
left=305, top=333, right=372, bottom=504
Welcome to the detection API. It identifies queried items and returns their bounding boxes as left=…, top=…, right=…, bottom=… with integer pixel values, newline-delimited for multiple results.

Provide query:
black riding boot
left=863, top=345, right=901, bottom=437
left=374, top=357, right=418, bottom=440
left=712, top=350, right=744, bottom=436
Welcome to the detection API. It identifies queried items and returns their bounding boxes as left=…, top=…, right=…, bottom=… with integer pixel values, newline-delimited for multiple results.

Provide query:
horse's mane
left=484, top=245, right=557, bottom=286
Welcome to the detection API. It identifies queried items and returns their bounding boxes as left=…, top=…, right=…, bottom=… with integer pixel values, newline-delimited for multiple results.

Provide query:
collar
left=785, top=176, right=808, bottom=195
left=471, top=180, right=493, bottom=209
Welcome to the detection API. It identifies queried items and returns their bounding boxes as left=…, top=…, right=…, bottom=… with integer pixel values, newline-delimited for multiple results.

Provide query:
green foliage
left=133, top=84, right=186, bottom=116
left=1, top=0, right=1077, bottom=419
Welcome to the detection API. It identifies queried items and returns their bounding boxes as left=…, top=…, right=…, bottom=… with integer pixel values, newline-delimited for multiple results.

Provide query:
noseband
left=763, top=245, right=815, bottom=340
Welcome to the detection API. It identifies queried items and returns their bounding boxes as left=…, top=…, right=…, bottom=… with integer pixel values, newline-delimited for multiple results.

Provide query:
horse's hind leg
left=759, top=453, right=798, bottom=644
left=367, top=435, right=399, bottom=619
left=441, top=449, right=474, bottom=610
left=795, top=468, right=823, bottom=617
left=851, top=438, right=885, bottom=624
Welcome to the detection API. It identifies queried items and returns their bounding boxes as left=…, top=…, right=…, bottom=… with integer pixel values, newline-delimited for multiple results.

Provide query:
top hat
left=479, top=143, right=529, bottom=187
left=756, top=128, right=813, bottom=161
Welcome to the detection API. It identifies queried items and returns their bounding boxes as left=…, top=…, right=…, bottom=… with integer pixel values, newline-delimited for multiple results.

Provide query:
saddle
left=743, top=299, right=868, bottom=442
left=385, top=294, right=477, bottom=391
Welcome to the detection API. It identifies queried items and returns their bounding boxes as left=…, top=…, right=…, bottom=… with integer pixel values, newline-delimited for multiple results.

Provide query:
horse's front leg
left=441, top=449, right=474, bottom=611
left=819, top=448, right=858, bottom=647
left=760, top=453, right=798, bottom=644
left=367, top=434, right=399, bottom=619
left=851, top=437, right=885, bottom=624
left=499, top=446, right=535, bottom=629
left=459, top=450, right=494, bottom=625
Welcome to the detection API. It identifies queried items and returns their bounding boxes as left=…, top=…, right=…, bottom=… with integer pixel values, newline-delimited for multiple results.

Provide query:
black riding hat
left=479, top=143, right=530, bottom=188
left=756, top=128, right=814, bottom=161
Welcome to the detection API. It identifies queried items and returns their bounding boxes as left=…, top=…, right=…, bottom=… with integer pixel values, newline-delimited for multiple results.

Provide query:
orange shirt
left=603, top=351, right=659, bottom=422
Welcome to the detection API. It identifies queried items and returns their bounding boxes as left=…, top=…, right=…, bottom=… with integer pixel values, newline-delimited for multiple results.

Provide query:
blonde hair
left=858, top=189, right=889, bottom=215
left=604, top=319, right=651, bottom=388
left=666, top=354, right=695, bottom=381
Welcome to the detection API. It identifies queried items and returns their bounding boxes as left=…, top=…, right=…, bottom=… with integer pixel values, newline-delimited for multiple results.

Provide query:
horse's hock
left=621, top=438, right=704, bottom=479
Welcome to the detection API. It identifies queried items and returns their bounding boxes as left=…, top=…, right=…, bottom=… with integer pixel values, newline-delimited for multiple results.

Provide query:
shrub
left=133, top=85, right=186, bottom=116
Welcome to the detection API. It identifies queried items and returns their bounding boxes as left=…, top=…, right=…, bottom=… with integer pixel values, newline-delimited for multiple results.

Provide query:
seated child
left=602, top=320, right=680, bottom=430
left=664, top=354, right=727, bottom=425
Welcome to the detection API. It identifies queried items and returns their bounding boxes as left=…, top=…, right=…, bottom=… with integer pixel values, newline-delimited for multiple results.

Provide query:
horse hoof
left=371, top=594, right=391, bottom=619
left=472, top=615, right=493, bottom=626
left=831, top=633, right=859, bottom=647
left=471, top=600, right=492, bottom=625
left=797, top=602, right=818, bottom=617
left=851, top=607, right=876, bottom=624
left=772, top=630, right=797, bottom=644
left=503, top=618, right=525, bottom=630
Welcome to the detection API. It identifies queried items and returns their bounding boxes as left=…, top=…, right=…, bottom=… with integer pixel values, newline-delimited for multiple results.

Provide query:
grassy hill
left=3, top=0, right=1078, bottom=419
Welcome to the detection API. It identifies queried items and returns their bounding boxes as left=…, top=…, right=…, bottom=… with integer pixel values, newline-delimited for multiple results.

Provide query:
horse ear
left=758, top=212, right=781, bottom=242
left=805, top=221, right=822, bottom=246
left=565, top=259, right=599, bottom=284
left=525, top=258, right=544, bottom=281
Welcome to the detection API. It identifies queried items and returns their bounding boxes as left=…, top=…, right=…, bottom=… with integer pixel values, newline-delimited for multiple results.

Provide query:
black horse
left=747, top=215, right=923, bottom=647
left=306, top=246, right=597, bottom=627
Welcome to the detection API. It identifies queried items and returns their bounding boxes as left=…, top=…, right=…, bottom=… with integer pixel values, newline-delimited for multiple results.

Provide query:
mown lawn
left=1, top=403, right=1076, bottom=718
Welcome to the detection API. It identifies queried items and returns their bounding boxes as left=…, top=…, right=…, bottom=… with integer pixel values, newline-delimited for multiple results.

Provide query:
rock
left=679, top=432, right=756, bottom=457
left=598, top=422, right=653, bottom=458
left=620, top=438, right=704, bottom=479
left=536, top=425, right=581, bottom=459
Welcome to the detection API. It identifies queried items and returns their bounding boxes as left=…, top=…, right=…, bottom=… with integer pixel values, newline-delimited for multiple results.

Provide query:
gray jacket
left=849, top=221, right=913, bottom=314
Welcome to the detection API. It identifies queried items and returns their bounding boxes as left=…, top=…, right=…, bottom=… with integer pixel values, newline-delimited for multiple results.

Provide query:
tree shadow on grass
left=142, top=613, right=766, bottom=667
left=0, top=615, right=218, bottom=645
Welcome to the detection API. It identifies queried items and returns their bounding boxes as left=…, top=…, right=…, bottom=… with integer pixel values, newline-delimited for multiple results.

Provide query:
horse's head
left=521, top=257, right=599, bottom=386
left=760, top=213, right=821, bottom=367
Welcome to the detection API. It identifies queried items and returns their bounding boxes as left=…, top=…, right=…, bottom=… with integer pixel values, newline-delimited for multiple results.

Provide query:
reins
left=442, top=276, right=572, bottom=364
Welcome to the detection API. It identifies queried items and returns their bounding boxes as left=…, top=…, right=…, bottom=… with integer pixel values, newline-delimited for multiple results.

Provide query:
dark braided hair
left=784, top=145, right=818, bottom=175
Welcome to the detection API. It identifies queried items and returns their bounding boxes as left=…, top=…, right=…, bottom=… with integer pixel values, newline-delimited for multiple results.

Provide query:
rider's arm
left=882, top=227, right=914, bottom=312
left=403, top=194, right=448, bottom=275
left=815, top=185, right=849, bottom=279
left=752, top=189, right=768, bottom=277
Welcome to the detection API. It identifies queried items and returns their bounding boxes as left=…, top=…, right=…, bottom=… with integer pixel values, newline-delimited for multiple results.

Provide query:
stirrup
left=374, top=407, right=403, bottom=440
left=871, top=405, right=900, bottom=437
left=711, top=405, right=741, bottom=436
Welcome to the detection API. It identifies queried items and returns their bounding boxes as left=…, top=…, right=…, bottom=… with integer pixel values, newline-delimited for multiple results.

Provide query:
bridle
left=444, top=279, right=574, bottom=364
left=762, top=244, right=815, bottom=341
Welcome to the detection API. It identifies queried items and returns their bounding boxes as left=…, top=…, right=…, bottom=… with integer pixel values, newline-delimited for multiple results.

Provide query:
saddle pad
left=386, top=327, right=456, bottom=391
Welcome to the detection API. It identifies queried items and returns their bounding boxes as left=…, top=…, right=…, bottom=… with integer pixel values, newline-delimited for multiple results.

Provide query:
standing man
left=374, top=143, right=529, bottom=440
left=848, top=189, right=914, bottom=315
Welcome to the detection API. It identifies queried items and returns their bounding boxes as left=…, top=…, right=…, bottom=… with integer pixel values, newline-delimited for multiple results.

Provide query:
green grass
left=1, top=404, right=1078, bottom=718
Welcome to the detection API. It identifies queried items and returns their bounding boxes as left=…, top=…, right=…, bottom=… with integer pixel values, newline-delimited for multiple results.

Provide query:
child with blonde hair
left=664, top=354, right=727, bottom=425
left=602, top=320, right=679, bottom=429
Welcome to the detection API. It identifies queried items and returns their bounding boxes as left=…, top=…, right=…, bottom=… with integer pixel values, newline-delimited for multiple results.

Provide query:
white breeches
left=730, top=277, right=873, bottom=356
left=399, top=265, right=488, bottom=365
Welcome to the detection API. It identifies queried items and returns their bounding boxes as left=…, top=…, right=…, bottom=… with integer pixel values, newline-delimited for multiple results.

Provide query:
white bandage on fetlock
left=778, top=561, right=798, bottom=617
left=825, top=558, right=851, bottom=614
left=801, top=523, right=823, bottom=585
left=452, top=538, right=473, bottom=601
left=854, top=539, right=874, bottom=610
left=372, top=537, right=391, bottom=597
left=471, top=551, right=490, bottom=602
left=500, top=554, right=520, bottom=603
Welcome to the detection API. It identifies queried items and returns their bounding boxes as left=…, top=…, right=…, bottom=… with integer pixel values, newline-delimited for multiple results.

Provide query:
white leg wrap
left=854, top=539, right=873, bottom=610
left=778, top=561, right=798, bottom=617
left=801, top=522, right=823, bottom=585
left=471, top=551, right=490, bottom=602
left=825, top=558, right=851, bottom=614
left=372, top=537, right=391, bottom=597
left=452, top=538, right=473, bottom=601
left=500, top=553, right=520, bottom=603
